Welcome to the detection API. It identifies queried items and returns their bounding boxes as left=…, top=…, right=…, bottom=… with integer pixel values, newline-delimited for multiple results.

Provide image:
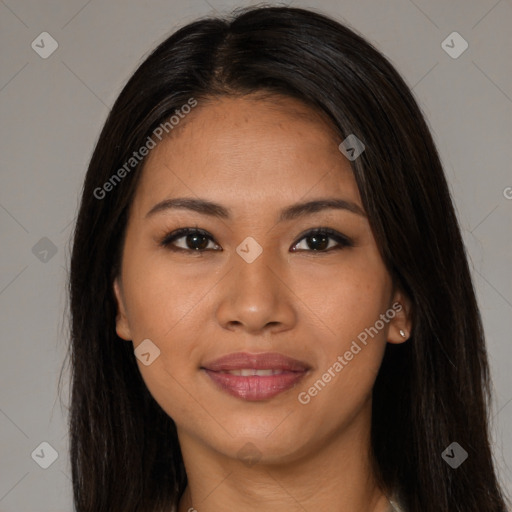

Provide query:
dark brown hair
left=62, top=5, right=510, bottom=511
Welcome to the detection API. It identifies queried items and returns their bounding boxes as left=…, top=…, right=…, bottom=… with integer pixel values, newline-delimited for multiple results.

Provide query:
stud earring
left=399, top=329, right=406, bottom=338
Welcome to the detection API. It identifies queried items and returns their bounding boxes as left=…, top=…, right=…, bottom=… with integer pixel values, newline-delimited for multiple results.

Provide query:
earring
left=399, top=329, right=406, bottom=338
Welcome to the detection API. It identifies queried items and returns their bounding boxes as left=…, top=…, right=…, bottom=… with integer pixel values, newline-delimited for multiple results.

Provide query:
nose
left=215, top=244, right=297, bottom=335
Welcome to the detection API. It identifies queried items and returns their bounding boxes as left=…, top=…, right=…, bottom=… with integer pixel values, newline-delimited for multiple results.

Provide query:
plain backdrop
left=0, top=0, right=511, bottom=510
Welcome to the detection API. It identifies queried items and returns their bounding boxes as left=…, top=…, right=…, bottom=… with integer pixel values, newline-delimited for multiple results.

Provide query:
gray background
left=1, top=0, right=511, bottom=510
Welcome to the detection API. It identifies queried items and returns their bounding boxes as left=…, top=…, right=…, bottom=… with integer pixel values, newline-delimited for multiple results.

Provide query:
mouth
left=201, top=352, right=310, bottom=401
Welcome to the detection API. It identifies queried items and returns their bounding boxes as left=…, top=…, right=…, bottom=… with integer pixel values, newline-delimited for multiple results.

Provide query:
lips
left=201, top=352, right=310, bottom=401
left=202, top=352, right=310, bottom=372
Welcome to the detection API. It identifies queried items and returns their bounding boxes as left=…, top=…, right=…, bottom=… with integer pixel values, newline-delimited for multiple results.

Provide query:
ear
left=113, top=277, right=133, bottom=341
left=387, top=288, right=413, bottom=344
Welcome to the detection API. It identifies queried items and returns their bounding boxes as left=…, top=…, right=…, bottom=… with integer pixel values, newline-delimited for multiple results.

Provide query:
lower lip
left=203, top=369, right=307, bottom=401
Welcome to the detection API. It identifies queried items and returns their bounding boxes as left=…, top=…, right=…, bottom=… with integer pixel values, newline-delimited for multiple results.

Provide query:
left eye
left=160, top=227, right=353, bottom=253
left=291, top=228, right=353, bottom=252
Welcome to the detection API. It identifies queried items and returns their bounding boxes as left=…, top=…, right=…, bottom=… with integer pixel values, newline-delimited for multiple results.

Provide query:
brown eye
left=291, top=228, right=353, bottom=252
left=160, top=228, right=221, bottom=252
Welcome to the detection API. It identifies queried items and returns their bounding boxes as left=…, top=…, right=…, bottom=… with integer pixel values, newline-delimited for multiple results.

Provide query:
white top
left=389, top=496, right=406, bottom=511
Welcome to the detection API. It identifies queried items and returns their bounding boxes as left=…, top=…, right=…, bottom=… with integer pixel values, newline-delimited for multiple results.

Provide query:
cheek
left=122, top=255, right=209, bottom=342
left=127, top=287, right=200, bottom=422
left=292, top=257, right=391, bottom=342
left=295, top=271, right=389, bottom=423
left=291, top=259, right=392, bottom=404
left=121, top=257, right=208, bottom=403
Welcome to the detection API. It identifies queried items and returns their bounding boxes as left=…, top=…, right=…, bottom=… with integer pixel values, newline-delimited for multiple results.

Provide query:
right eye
left=159, top=227, right=222, bottom=252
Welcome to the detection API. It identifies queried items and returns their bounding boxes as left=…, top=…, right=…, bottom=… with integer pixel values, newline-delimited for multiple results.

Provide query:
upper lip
left=201, top=352, right=310, bottom=372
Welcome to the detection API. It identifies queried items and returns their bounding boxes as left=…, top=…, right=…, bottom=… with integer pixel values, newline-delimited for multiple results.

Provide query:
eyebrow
left=145, top=196, right=367, bottom=221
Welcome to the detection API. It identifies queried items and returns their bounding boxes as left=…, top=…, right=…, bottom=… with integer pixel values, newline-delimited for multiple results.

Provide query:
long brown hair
left=62, top=6, right=510, bottom=511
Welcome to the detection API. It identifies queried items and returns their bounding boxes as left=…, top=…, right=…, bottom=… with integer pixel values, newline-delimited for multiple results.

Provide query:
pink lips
left=201, top=352, right=310, bottom=401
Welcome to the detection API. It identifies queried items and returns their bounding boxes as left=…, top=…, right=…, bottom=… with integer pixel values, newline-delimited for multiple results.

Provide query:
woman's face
left=113, top=95, right=410, bottom=466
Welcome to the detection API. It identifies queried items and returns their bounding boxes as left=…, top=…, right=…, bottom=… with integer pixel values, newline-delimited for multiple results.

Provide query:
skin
left=113, top=94, right=412, bottom=512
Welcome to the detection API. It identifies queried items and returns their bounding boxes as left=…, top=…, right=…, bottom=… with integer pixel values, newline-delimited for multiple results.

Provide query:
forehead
left=132, top=95, right=362, bottom=216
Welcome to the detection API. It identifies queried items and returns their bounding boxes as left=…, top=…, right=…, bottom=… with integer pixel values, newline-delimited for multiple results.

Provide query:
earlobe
left=113, top=277, right=132, bottom=341
left=388, top=290, right=413, bottom=344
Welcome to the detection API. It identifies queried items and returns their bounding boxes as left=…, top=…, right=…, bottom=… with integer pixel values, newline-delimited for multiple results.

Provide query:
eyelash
left=159, top=227, right=353, bottom=253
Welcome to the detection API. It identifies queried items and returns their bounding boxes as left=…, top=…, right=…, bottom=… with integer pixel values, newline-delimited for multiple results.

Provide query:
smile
left=201, top=352, right=310, bottom=401
left=203, top=369, right=307, bottom=400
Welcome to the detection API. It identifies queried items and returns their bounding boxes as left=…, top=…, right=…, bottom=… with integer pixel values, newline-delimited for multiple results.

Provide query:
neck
left=176, top=399, right=392, bottom=512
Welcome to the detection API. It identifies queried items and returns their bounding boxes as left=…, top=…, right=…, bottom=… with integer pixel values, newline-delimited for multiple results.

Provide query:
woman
left=64, top=5, right=510, bottom=512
